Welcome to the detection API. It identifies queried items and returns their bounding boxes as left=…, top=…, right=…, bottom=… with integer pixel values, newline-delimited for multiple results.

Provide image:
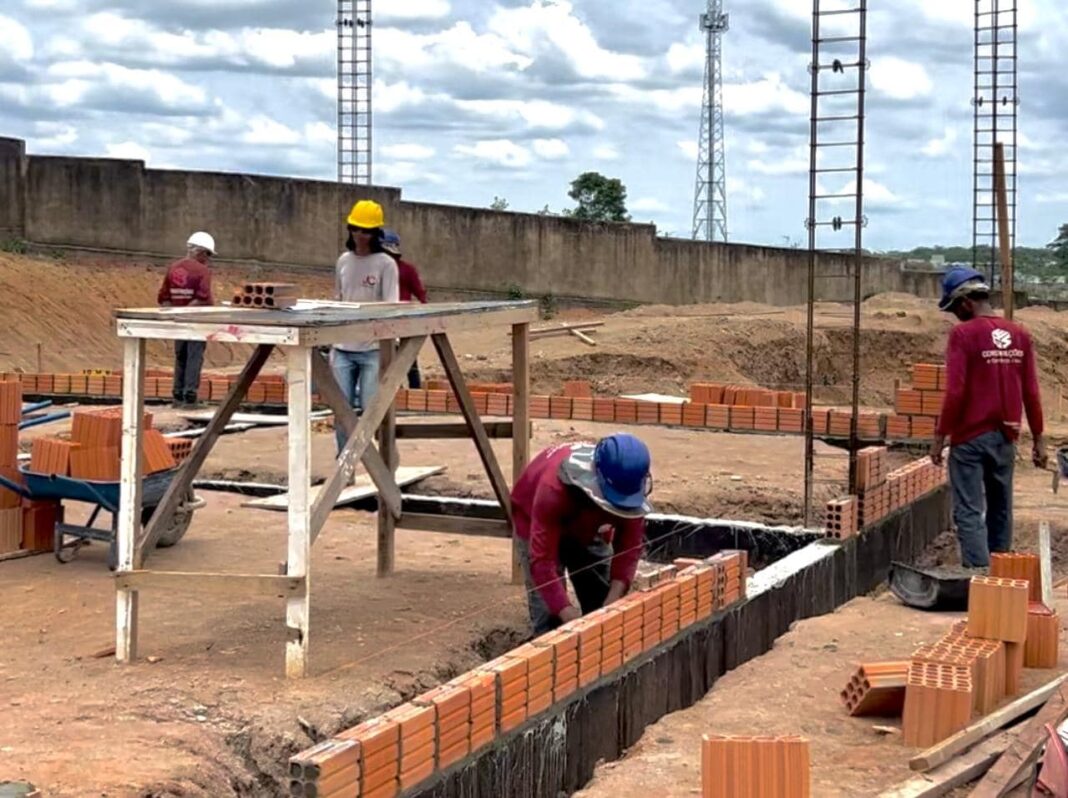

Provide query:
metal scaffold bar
left=337, top=0, right=372, bottom=187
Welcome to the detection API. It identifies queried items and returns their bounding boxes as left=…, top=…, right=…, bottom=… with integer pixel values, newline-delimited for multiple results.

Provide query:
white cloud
left=723, top=74, right=808, bottom=116
left=594, top=144, right=621, bottom=161
left=44, top=61, right=210, bottom=110
left=378, top=22, right=532, bottom=73
left=0, top=15, right=34, bottom=61
left=1036, top=191, right=1068, bottom=204
left=727, top=177, right=766, bottom=205
left=677, top=140, right=699, bottom=160
left=456, top=99, right=604, bottom=131
left=666, top=42, right=705, bottom=74
left=105, top=141, right=150, bottom=161
left=454, top=139, right=532, bottom=168
left=532, top=138, right=569, bottom=160
left=922, top=127, right=958, bottom=158
left=869, top=57, right=934, bottom=101
left=379, top=0, right=451, bottom=21
left=241, top=116, right=300, bottom=145
left=631, top=197, right=671, bottom=213
left=378, top=161, right=445, bottom=186
left=382, top=143, right=437, bottom=161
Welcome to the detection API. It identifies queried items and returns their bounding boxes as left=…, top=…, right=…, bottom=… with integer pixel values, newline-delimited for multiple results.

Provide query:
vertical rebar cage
left=692, top=1, right=729, bottom=243
left=803, top=0, right=868, bottom=527
left=972, top=0, right=1018, bottom=286
left=338, top=0, right=372, bottom=187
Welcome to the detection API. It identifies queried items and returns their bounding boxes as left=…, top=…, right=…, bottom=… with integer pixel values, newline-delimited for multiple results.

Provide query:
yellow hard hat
left=347, top=200, right=385, bottom=230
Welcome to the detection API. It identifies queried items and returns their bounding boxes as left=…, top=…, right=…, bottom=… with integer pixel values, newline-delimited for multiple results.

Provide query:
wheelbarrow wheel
left=140, top=490, right=196, bottom=549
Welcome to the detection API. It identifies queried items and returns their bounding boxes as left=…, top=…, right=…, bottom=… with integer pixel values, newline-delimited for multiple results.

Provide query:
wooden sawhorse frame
left=112, top=300, right=537, bottom=677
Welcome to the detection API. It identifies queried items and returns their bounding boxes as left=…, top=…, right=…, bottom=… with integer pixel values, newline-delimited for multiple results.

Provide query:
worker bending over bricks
left=511, top=434, right=653, bottom=634
left=929, top=267, right=1046, bottom=567
left=157, top=231, right=215, bottom=408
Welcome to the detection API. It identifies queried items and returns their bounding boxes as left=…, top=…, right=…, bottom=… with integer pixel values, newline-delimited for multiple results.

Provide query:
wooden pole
left=1039, top=521, right=1054, bottom=609
left=35, top=342, right=42, bottom=374
left=116, top=337, right=146, bottom=663
left=994, top=142, right=1014, bottom=320
left=285, top=346, right=313, bottom=678
left=511, top=323, right=531, bottom=585
left=377, top=339, right=398, bottom=577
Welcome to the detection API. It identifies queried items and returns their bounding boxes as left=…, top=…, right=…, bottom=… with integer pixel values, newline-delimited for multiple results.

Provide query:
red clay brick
left=659, top=402, right=684, bottom=426
left=614, top=399, right=638, bottom=424
left=571, top=397, right=594, bottom=421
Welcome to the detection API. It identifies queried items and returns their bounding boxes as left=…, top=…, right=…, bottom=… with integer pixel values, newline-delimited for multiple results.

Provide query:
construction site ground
left=2, top=251, right=1068, bottom=796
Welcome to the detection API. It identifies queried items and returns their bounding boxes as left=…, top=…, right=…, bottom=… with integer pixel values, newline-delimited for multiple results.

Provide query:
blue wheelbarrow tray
left=16, top=466, right=177, bottom=510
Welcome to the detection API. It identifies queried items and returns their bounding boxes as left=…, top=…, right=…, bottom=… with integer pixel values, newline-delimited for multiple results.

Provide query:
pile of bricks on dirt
left=841, top=552, right=1060, bottom=749
left=288, top=552, right=748, bottom=798
left=5, top=369, right=289, bottom=404
left=701, top=734, right=812, bottom=798
left=824, top=447, right=947, bottom=540
left=0, top=378, right=60, bottom=556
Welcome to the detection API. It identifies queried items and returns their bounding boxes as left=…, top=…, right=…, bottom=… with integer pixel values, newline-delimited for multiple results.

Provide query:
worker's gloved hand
left=1033, top=437, right=1049, bottom=470
left=929, top=435, right=946, bottom=467
left=558, top=605, right=581, bottom=624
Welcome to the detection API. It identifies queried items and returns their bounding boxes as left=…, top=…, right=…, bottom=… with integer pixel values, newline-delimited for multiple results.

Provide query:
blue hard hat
left=594, top=434, right=652, bottom=511
left=381, top=228, right=401, bottom=255
left=938, top=265, right=989, bottom=311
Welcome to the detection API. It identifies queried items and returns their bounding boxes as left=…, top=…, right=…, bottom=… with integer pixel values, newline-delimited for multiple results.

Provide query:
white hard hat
left=186, top=231, right=216, bottom=255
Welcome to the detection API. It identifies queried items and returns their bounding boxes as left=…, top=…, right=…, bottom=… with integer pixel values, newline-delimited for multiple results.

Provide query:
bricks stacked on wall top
left=701, top=734, right=811, bottom=798
left=902, top=661, right=973, bottom=748
left=824, top=497, right=858, bottom=540
left=290, top=551, right=750, bottom=795
left=840, top=661, right=909, bottom=717
left=888, top=362, right=946, bottom=442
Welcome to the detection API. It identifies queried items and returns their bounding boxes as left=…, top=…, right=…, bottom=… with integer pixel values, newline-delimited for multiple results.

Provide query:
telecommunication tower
left=692, top=2, right=729, bottom=242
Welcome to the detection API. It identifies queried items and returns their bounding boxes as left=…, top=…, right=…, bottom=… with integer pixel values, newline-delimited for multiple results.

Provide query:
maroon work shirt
left=511, top=443, right=645, bottom=615
left=158, top=257, right=213, bottom=307
left=397, top=259, right=427, bottom=303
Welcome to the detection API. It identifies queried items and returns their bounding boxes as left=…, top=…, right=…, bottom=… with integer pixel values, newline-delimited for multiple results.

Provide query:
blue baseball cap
left=594, top=434, right=652, bottom=512
left=381, top=228, right=401, bottom=255
left=939, top=265, right=989, bottom=311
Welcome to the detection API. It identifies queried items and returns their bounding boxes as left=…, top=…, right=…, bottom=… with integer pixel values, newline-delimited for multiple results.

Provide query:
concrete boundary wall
left=409, top=487, right=949, bottom=797
left=0, top=137, right=942, bottom=306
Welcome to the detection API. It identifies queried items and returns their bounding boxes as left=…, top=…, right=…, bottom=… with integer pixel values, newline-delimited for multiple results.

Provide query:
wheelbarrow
left=0, top=467, right=204, bottom=570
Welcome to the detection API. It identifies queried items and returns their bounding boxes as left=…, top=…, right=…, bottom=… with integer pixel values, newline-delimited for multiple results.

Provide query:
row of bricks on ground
left=0, top=499, right=61, bottom=555
left=843, top=570, right=1061, bottom=749
left=824, top=458, right=947, bottom=538
left=701, top=735, right=812, bottom=798
left=4, top=371, right=288, bottom=403
left=289, top=553, right=747, bottom=798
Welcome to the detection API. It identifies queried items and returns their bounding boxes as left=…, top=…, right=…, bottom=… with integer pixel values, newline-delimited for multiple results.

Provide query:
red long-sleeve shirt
left=511, top=444, right=645, bottom=616
left=936, top=316, right=1044, bottom=446
left=158, top=258, right=213, bottom=307
left=397, top=259, right=427, bottom=303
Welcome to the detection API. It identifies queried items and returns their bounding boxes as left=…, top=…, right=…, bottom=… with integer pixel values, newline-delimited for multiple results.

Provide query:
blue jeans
left=330, top=348, right=380, bottom=451
left=515, top=534, right=612, bottom=635
left=949, top=429, right=1016, bottom=568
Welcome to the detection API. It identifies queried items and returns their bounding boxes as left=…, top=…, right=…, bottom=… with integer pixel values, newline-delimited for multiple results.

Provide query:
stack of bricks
left=166, top=438, right=194, bottom=465
left=884, top=459, right=947, bottom=514
left=990, top=552, right=1042, bottom=601
left=934, top=627, right=1005, bottom=714
left=701, top=735, right=811, bottom=798
left=1025, top=602, right=1060, bottom=669
left=840, top=661, right=909, bottom=717
left=289, top=554, right=753, bottom=796
left=232, top=281, right=299, bottom=310
left=902, top=661, right=973, bottom=747
left=856, top=446, right=889, bottom=528
left=336, top=717, right=400, bottom=798
left=889, top=362, right=946, bottom=441
left=824, top=497, right=859, bottom=540
left=967, top=576, right=1029, bottom=697
left=0, top=378, right=22, bottom=554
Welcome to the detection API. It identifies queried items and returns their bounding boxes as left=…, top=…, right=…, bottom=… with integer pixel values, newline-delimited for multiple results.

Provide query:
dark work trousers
left=408, top=361, right=422, bottom=389
left=173, top=340, right=206, bottom=404
left=516, top=532, right=612, bottom=635
left=949, top=429, right=1016, bottom=568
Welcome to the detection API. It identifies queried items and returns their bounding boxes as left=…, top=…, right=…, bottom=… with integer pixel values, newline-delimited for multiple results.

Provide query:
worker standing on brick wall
left=331, top=201, right=399, bottom=452
left=158, top=231, right=215, bottom=408
left=512, top=434, right=653, bottom=634
left=381, top=228, right=428, bottom=389
left=930, top=266, right=1046, bottom=567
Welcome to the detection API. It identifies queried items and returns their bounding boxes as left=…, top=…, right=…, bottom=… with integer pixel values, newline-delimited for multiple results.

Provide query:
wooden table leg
left=511, top=322, right=531, bottom=585
left=378, top=339, right=397, bottom=576
left=116, top=337, right=146, bottom=662
left=285, top=346, right=313, bottom=678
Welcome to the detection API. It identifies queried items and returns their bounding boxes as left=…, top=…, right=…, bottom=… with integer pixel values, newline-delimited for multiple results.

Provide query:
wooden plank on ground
left=878, top=730, right=1016, bottom=798
left=240, top=466, right=445, bottom=511
left=115, top=571, right=305, bottom=597
left=971, top=684, right=1068, bottom=797
left=910, top=673, right=1068, bottom=772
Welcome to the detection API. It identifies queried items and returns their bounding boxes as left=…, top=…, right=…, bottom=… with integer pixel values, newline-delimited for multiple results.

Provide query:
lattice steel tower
left=972, top=0, right=1018, bottom=285
left=692, top=1, right=729, bottom=242
left=337, top=0, right=372, bottom=185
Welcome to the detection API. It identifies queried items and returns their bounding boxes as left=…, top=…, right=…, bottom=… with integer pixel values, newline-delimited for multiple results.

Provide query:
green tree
left=567, top=171, right=629, bottom=222
left=490, top=196, right=509, bottom=211
left=1047, top=223, right=1068, bottom=270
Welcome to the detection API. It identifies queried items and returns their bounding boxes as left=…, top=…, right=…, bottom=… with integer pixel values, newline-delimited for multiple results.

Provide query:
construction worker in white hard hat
left=331, top=200, right=399, bottom=451
left=158, top=232, right=216, bottom=408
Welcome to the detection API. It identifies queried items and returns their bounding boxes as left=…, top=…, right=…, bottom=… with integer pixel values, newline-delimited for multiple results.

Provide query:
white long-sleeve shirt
left=334, top=251, right=399, bottom=352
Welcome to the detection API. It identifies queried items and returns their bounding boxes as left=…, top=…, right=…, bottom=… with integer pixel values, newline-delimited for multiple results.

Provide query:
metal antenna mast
left=337, top=0, right=372, bottom=185
left=692, top=1, right=729, bottom=242
left=972, top=0, right=1018, bottom=285
left=803, top=0, right=868, bottom=527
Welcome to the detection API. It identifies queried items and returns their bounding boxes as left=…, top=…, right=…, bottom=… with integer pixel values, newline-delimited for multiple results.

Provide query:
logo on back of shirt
left=363, top=275, right=378, bottom=288
left=992, top=329, right=1013, bottom=350
left=171, top=267, right=189, bottom=287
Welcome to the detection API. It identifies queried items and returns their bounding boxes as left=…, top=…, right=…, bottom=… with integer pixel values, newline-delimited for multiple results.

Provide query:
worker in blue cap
left=931, top=266, right=1046, bottom=567
left=511, top=434, right=653, bottom=634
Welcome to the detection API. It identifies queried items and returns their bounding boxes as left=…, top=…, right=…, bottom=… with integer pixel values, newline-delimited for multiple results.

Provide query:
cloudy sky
left=2, top=0, right=1067, bottom=250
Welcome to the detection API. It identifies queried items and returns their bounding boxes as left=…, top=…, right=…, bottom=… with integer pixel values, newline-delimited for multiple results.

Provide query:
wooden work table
left=112, top=300, right=537, bottom=677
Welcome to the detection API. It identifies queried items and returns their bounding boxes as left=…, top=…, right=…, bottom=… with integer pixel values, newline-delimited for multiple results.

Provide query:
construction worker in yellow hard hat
left=331, top=199, right=399, bottom=453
